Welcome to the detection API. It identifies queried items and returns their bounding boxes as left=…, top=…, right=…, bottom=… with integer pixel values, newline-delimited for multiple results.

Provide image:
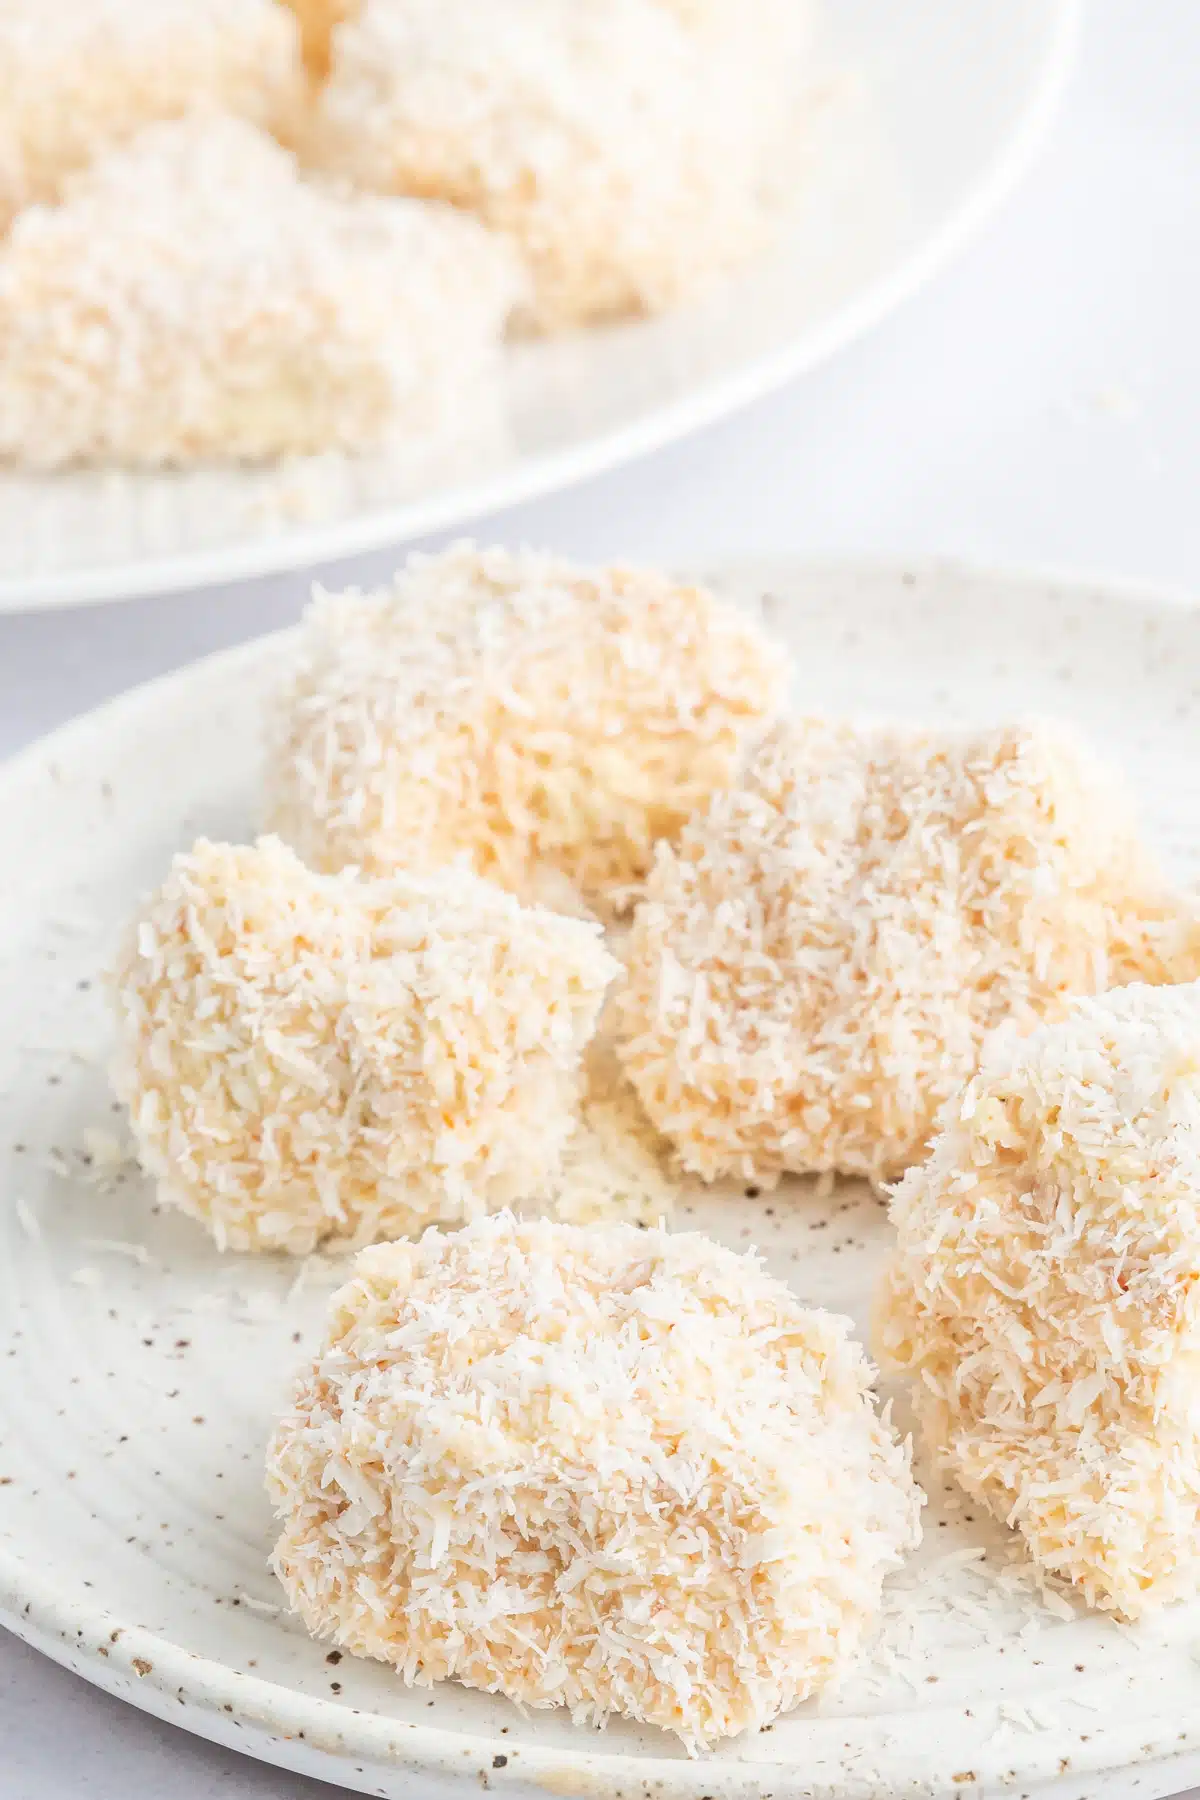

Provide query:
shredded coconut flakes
left=0, top=114, right=523, bottom=468
left=618, top=717, right=1200, bottom=1186
left=879, top=980, right=1200, bottom=1619
left=268, top=543, right=788, bottom=915
left=305, top=0, right=815, bottom=330
left=0, top=0, right=304, bottom=228
left=542, top=1034, right=676, bottom=1229
left=111, top=835, right=618, bottom=1255
left=14, top=1197, right=40, bottom=1240
left=280, top=0, right=356, bottom=77
left=267, top=1213, right=922, bottom=1751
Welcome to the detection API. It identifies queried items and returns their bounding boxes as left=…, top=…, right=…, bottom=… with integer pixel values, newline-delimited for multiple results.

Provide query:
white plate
left=4, top=557, right=1200, bottom=1798
left=0, top=2, right=1080, bottom=613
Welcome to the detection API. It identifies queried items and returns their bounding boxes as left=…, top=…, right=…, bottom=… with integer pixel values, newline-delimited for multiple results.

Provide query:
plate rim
left=0, top=0, right=1082, bottom=616
left=3, top=552, right=1200, bottom=1797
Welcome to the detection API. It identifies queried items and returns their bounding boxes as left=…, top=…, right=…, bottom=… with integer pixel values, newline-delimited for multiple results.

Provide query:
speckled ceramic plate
left=2, top=558, right=1200, bottom=1800
left=0, top=0, right=1080, bottom=611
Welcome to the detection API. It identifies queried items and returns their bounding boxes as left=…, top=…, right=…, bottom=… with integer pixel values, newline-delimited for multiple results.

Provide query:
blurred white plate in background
left=0, top=1, right=1080, bottom=611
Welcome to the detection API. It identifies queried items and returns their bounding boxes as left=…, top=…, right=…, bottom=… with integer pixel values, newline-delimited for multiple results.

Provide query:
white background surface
left=1, top=2, right=1198, bottom=1794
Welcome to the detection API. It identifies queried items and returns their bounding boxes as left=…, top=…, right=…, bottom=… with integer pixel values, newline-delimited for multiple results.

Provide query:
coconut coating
left=281, top=0, right=356, bottom=77
left=0, top=0, right=303, bottom=230
left=618, top=718, right=1198, bottom=1186
left=0, top=115, right=523, bottom=470
left=304, top=0, right=813, bottom=330
left=267, top=1214, right=921, bottom=1749
left=112, top=837, right=617, bottom=1254
left=879, top=982, right=1200, bottom=1618
left=267, top=544, right=788, bottom=915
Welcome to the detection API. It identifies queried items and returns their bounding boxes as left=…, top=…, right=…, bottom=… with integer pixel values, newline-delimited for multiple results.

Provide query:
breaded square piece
left=305, top=0, right=813, bottom=329
left=0, top=115, right=523, bottom=467
left=111, top=836, right=617, bottom=1254
left=619, top=719, right=1200, bottom=1184
left=0, top=0, right=303, bottom=228
left=268, top=1214, right=921, bottom=1748
left=880, top=982, right=1200, bottom=1617
left=267, top=544, right=788, bottom=913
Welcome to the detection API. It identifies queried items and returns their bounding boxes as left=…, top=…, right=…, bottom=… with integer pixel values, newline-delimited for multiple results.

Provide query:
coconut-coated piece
left=267, top=1213, right=922, bottom=1749
left=112, top=836, right=617, bottom=1254
left=267, top=544, right=788, bottom=914
left=618, top=718, right=1199, bottom=1185
left=0, top=115, right=523, bottom=469
left=879, top=981, right=1200, bottom=1618
left=304, top=0, right=813, bottom=330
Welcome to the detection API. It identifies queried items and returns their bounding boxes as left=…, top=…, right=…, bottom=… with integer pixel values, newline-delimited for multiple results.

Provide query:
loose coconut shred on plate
left=267, top=544, right=788, bottom=915
left=267, top=1214, right=922, bottom=1751
left=619, top=717, right=1200, bottom=1186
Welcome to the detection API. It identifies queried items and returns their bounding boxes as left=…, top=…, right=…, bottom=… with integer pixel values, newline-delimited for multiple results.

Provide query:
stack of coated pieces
left=108, top=546, right=1200, bottom=1752
left=0, top=0, right=816, bottom=468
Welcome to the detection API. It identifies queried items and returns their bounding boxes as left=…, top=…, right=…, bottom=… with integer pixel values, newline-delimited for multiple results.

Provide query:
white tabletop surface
left=2, top=2, right=1199, bottom=1795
